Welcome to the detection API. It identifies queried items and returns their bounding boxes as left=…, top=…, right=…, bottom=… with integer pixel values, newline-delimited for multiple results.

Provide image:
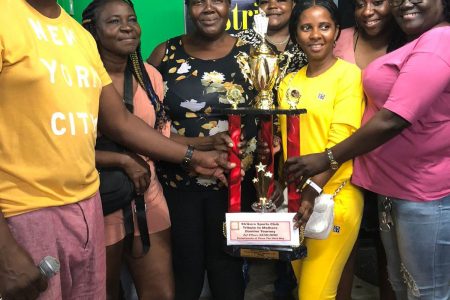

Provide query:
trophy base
left=251, top=201, right=276, bottom=212
left=224, top=244, right=307, bottom=261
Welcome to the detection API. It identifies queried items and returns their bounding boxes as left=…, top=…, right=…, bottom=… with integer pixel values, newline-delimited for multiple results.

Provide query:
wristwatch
left=181, top=145, right=195, bottom=170
left=325, top=148, right=339, bottom=170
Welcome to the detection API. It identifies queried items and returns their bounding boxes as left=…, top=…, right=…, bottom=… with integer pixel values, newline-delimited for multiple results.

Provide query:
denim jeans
left=378, top=194, right=450, bottom=300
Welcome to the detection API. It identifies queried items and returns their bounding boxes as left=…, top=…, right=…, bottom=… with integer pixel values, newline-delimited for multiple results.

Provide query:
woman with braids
left=0, top=0, right=233, bottom=299
left=284, top=0, right=450, bottom=298
left=82, top=0, right=175, bottom=299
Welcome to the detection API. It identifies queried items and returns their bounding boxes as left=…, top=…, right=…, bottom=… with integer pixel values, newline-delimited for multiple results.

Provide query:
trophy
left=235, top=12, right=290, bottom=110
left=219, top=10, right=308, bottom=261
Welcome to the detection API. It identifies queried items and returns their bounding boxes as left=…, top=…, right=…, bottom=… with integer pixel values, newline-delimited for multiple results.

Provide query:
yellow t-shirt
left=0, top=0, right=112, bottom=217
left=279, top=59, right=365, bottom=193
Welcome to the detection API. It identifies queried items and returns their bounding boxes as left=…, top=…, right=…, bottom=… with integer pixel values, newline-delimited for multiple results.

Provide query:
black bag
left=97, top=65, right=135, bottom=216
left=96, top=65, right=150, bottom=255
left=97, top=157, right=135, bottom=215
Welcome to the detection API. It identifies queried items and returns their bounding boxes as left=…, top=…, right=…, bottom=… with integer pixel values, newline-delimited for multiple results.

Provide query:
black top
left=156, top=36, right=258, bottom=191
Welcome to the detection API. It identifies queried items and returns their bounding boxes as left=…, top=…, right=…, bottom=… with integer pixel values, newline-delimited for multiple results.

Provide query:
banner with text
left=185, top=0, right=259, bottom=34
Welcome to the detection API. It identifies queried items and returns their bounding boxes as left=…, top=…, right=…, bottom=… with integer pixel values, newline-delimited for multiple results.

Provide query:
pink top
left=134, top=63, right=170, bottom=205
left=352, top=27, right=450, bottom=201
left=103, top=63, right=171, bottom=246
left=334, top=28, right=356, bottom=64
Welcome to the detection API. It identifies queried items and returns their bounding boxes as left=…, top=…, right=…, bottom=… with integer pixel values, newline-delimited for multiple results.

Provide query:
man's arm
left=0, top=213, right=47, bottom=299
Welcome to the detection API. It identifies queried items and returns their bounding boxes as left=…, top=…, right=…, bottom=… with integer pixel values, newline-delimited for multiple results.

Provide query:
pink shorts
left=104, top=181, right=171, bottom=246
left=6, top=193, right=106, bottom=299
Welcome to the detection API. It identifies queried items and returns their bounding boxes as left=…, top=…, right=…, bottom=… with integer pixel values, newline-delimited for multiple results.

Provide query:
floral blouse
left=156, top=36, right=257, bottom=191
left=236, top=29, right=308, bottom=74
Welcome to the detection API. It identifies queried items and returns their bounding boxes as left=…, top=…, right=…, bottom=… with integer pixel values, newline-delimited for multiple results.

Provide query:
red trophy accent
left=228, top=114, right=242, bottom=213
left=287, top=115, right=300, bottom=212
left=259, top=115, right=274, bottom=198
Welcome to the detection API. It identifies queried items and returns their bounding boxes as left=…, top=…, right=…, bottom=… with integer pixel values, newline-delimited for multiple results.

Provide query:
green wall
left=58, top=0, right=185, bottom=58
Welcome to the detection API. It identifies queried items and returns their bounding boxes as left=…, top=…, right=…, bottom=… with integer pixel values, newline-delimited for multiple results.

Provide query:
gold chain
left=266, top=35, right=290, bottom=46
left=332, top=180, right=348, bottom=198
left=299, top=225, right=305, bottom=246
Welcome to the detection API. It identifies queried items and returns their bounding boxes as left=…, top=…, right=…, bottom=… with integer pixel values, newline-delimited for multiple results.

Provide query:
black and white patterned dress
left=156, top=36, right=258, bottom=191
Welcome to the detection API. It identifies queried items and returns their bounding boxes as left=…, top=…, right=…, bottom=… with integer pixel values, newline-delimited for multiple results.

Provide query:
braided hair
left=82, top=0, right=168, bottom=130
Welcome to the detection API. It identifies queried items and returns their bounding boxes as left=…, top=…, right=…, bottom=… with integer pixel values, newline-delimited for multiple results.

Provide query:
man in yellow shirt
left=0, top=1, right=234, bottom=299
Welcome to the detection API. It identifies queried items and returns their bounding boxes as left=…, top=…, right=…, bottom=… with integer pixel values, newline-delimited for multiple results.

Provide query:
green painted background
left=57, top=0, right=265, bottom=58
left=58, top=0, right=185, bottom=58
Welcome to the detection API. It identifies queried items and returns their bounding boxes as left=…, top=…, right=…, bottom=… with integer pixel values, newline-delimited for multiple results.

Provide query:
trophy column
left=259, top=115, right=274, bottom=196
left=286, top=88, right=302, bottom=212
left=287, top=113, right=301, bottom=212
left=228, top=113, right=242, bottom=213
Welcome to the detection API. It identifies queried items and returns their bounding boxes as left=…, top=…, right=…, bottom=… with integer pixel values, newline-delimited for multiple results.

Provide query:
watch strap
left=181, top=145, right=195, bottom=170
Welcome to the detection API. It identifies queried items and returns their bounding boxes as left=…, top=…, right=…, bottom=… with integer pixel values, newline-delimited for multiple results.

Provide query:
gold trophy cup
left=236, top=40, right=292, bottom=110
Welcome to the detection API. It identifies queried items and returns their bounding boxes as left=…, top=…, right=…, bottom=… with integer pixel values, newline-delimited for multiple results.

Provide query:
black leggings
left=163, top=186, right=246, bottom=300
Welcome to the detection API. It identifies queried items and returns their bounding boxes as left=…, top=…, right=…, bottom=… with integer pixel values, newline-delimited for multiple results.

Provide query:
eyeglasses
left=388, top=0, right=422, bottom=7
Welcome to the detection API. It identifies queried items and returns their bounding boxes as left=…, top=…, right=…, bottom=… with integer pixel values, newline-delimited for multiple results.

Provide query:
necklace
left=266, top=35, right=290, bottom=46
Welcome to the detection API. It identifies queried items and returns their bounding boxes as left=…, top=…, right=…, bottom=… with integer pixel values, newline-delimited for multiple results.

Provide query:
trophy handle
left=276, top=52, right=293, bottom=89
left=235, top=52, right=253, bottom=86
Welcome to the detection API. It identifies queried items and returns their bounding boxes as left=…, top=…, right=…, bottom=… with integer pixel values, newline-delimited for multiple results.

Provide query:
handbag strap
left=123, top=195, right=151, bottom=258
left=134, top=195, right=151, bottom=254
left=332, top=180, right=348, bottom=198
left=124, top=63, right=134, bottom=113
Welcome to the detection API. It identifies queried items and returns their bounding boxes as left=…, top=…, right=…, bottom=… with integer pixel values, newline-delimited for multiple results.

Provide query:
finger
left=215, top=145, right=229, bottom=152
left=133, top=179, right=142, bottom=194
left=297, top=175, right=308, bottom=190
left=221, top=134, right=234, bottom=148
left=36, top=274, right=49, bottom=293
left=293, top=213, right=302, bottom=229
left=284, top=161, right=301, bottom=173
left=217, top=174, right=228, bottom=187
left=284, top=165, right=307, bottom=184
left=238, top=140, right=247, bottom=148
left=215, top=153, right=236, bottom=170
left=214, top=169, right=228, bottom=186
left=138, top=177, right=148, bottom=194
